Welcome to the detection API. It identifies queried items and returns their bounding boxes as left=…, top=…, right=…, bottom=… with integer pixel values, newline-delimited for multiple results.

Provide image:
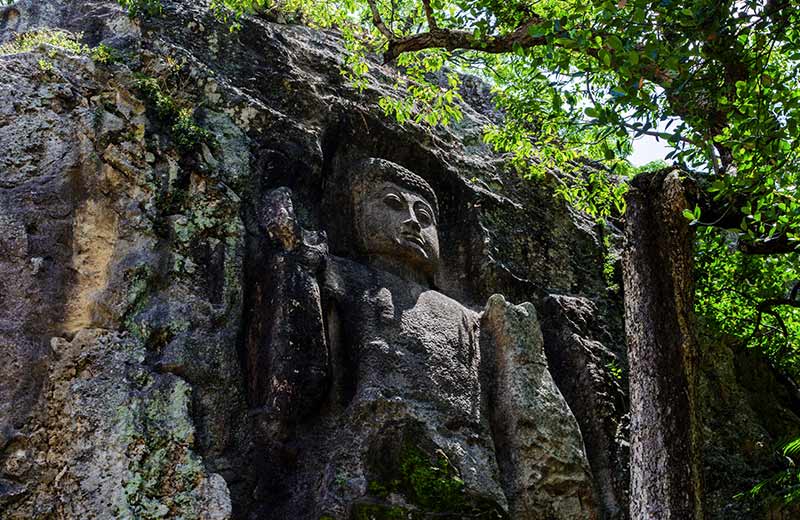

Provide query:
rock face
left=541, top=295, right=629, bottom=520
left=482, top=295, right=596, bottom=519
left=0, top=1, right=797, bottom=519
left=0, top=1, right=608, bottom=517
left=699, top=334, right=800, bottom=520
left=0, top=1, right=249, bottom=516
left=6, top=330, right=232, bottom=518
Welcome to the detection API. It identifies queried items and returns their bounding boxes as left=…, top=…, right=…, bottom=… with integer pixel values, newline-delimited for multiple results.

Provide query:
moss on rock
left=363, top=441, right=506, bottom=519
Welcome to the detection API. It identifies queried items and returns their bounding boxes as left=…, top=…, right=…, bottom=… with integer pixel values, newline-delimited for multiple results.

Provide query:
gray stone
left=2, top=329, right=231, bottom=519
left=698, top=334, right=800, bottom=519
left=542, top=294, right=629, bottom=520
left=2, top=1, right=795, bottom=519
left=483, top=294, right=597, bottom=519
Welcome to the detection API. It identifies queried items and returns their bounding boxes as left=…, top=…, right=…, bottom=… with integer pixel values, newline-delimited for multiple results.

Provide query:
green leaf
left=599, top=48, right=611, bottom=67
left=607, top=35, right=623, bottom=51
left=555, top=38, right=578, bottom=49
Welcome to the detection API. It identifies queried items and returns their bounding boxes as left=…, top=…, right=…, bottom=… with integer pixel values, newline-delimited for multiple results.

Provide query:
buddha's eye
left=383, top=193, right=404, bottom=210
left=415, top=205, right=434, bottom=227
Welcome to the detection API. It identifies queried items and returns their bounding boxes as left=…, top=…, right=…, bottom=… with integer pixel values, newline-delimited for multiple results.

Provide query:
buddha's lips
left=400, top=232, right=426, bottom=248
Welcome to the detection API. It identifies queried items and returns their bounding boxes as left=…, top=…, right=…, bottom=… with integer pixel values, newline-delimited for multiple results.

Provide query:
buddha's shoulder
left=324, top=256, right=478, bottom=315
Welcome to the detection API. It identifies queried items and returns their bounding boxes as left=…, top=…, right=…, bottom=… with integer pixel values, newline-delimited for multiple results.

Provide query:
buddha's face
left=356, top=181, right=440, bottom=276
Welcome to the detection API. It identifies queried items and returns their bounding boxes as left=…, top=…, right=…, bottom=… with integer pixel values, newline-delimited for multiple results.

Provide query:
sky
left=628, top=133, right=672, bottom=166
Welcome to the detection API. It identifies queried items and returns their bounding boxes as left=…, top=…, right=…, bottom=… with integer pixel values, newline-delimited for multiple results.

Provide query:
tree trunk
left=622, top=170, right=703, bottom=519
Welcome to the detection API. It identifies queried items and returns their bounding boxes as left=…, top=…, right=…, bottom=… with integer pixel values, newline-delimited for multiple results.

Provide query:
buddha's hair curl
left=351, top=158, right=439, bottom=220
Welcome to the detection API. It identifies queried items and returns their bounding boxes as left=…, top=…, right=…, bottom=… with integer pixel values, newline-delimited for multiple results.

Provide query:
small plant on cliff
left=0, top=29, right=88, bottom=56
left=399, top=448, right=465, bottom=511
left=606, top=359, right=624, bottom=382
left=171, top=108, right=213, bottom=152
left=116, top=0, right=269, bottom=29
left=0, top=30, right=124, bottom=67
left=118, top=0, right=162, bottom=18
left=37, top=58, right=54, bottom=73
left=91, top=43, right=124, bottom=64
left=364, top=444, right=506, bottom=517
left=134, top=75, right=213, bottom=153
left=737, top=436, right=800, bottom=508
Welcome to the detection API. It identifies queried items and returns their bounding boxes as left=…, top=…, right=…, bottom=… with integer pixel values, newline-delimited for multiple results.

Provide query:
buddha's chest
left=354, top=286, right=479, bottom=360
left=325, top=257, right=485, bottom=421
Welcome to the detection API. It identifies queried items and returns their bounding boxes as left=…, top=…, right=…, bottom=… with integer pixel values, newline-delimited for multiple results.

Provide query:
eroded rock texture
left=541, top=295, right=629, bottom=520
left=0, top=1, right=797, bottom=519
left=699, top=334, right=800, bottom=519
left=245, top=158, right=596, bottom=518
left=483, top=295, right=596, bottom=519
left=14, top=330, right=231, bottom=518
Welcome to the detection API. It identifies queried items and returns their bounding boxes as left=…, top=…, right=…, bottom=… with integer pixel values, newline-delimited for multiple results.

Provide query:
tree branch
left=758, top=299, right=800, bottom=312
left=738, top=235, right=799, bottom=255
left=366, top=0, right=395, bottom=39
left=384, top=18, right=545, bottom=62
left=750, top=292, right=800, bottom=343
left=618, top=120, right=700, bottom=147
left=382, top=17, right=677, bottom=91
left=692, top=188, right=799, bottom=254
left=421, top=0, right=438, bottom=31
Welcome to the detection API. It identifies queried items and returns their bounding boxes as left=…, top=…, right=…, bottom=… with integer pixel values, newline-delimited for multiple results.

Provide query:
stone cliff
left=0, top=1, right=797, bottom=519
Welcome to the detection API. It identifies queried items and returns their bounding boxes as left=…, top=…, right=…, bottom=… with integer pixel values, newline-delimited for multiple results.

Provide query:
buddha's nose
left=403, top=216, right=421, bottom=233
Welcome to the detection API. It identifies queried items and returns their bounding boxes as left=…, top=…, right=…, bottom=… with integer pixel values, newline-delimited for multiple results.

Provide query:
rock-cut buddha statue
left=250, top=158, right=597, bottom=520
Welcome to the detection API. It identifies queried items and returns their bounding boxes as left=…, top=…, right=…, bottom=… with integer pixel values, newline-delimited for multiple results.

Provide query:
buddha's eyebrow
left=414, top=200, right=433, bottom=212
left=379, top=184, right=402, bottom=195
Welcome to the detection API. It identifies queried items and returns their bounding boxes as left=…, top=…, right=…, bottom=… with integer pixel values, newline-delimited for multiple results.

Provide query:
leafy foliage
left=37, top=58, right=54, bottom=73
left=0, top=29, right=126, bottom=66
left=91, top=43, right=124, bottom=64
left=737, top=435, right=800, bottom=510
left=695, top=227, right=800, bottom=376
left=118, top=0, right=163, bottom=18
left=379, top=51, right=465, bottom=126
left=0, top=29, right=89, bottom=56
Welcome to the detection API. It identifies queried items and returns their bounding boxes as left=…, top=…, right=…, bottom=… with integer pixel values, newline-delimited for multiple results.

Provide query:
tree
left=120, top=0, right=800, bottom=516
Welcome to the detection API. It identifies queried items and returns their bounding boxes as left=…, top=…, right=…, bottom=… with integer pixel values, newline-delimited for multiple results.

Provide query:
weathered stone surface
left=0, top=0, right=140, bottom=46
left=0, top=3, right=608, bottom=515
left=699, top=334, right=800, bottom=519
left=245, top=161, right=596, bottom=518
left=306, top=255, right=508, bottom=519
left=1, top=4, right=249, bottom=515
left=541, top=294, right=629, bottom=520
left=2, top=329, right=231, bottom=519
